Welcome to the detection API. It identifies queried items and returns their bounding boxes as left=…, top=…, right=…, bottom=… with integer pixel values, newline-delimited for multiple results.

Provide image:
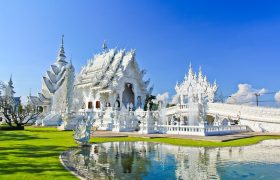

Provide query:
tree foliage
left=144, top=95, right=158, bottom=111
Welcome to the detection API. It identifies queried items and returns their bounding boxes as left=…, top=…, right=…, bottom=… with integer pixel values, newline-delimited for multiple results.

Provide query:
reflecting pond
left=61, top=140, right=280, bottom=180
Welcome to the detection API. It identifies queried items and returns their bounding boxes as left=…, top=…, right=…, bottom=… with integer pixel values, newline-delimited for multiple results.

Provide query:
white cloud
left=226, top=84, right=267, bottom=105
left=171, top=94, right=179, bottom=104
left=275, top=91, right=280, bottom=104
left=156, top=92, right=169, bottom=103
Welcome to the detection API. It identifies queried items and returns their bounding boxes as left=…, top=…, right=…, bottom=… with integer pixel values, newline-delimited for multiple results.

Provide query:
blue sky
left=0, top=0, right=280, bottom=105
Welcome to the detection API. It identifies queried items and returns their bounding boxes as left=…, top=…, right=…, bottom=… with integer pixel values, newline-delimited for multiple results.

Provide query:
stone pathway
left=91, top=131, right=278, bottom=142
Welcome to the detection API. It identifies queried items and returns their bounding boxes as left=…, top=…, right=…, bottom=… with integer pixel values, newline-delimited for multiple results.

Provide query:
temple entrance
left=122, top=83, right=135, bottom=108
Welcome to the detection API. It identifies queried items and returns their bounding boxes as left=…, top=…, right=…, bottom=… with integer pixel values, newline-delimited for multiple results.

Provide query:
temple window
left=88, top=101, right=93, bottom=109
left=96, top=101, right=101, bottom=109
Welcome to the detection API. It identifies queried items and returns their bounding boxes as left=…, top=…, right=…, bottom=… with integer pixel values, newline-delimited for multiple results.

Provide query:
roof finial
left=61, top=34, right=64, bottom=46
left=102, top=40, right=107, bottom=51
left=9, top=74, right=12, bottom=82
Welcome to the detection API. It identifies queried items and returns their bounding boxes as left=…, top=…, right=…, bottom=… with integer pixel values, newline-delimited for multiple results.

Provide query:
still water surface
left=62, top=140, right=280, bottom=180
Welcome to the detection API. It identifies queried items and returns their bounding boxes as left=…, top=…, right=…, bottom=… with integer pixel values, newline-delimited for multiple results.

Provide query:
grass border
left=90, top=135, right=280, bottom=147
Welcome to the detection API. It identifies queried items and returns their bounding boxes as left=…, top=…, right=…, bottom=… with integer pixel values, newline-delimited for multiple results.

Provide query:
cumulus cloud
left=275, top=91, right=280, bottom=104
left=171, top=94, right=179, bottom=104
left=156, top=92, right=169, bottom=103
left=226, top=84, right=267, bottom=105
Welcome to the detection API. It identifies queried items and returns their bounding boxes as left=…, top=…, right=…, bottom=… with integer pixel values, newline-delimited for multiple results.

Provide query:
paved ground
left=91, top=131, right=280, bottom=142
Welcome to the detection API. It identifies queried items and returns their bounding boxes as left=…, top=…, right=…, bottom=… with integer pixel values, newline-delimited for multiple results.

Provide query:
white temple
left=30, top=37, right=280, bottom=135
left=74, top=44, right=151, bottom=112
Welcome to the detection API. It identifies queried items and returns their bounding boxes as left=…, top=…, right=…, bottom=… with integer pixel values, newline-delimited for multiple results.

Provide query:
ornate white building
left=74, top=44, right=151, bottom=111
left=29, top=37, right=280, bottom=134
left=173, top=64, right=218, bottom=126
left=175, top=64, right=218, bottom=105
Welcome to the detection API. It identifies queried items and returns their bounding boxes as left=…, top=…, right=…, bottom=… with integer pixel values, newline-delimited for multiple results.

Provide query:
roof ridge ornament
left=102, top=40, right=107, bottom=52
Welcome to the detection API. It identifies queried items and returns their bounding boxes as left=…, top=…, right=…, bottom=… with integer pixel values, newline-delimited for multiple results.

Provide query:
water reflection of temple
left=65, top=140, right=280, bottom=180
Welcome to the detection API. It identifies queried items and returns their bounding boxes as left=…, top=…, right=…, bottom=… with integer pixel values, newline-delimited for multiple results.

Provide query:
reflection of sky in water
left=63, top=140, right=280, bottom=180
left=218, top=163, right=280, bottom=180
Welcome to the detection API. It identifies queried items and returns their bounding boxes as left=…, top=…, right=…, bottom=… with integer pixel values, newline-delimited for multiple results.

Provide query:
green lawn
left=1, top=127, right=280, bottom=180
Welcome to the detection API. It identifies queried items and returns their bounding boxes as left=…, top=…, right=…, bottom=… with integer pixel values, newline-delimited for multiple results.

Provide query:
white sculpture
left=74, top=112, right=95, bottom=145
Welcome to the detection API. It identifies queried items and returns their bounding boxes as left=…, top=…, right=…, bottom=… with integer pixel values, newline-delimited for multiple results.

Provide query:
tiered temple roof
left=76, top=47, right=150, bottom=93
left=28, top=36, right=70, bottom=107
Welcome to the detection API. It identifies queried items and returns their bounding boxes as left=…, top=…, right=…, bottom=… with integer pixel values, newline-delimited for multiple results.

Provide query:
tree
left=0, top=80, right=40, bottom=128
left=144, top=95, right=157, bottom=111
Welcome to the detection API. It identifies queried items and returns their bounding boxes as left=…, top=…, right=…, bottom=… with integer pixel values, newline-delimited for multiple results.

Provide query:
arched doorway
left=122, top=83, right=135, bottom=108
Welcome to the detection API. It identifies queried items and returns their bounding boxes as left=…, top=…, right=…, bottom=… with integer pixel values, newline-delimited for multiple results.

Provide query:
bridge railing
left=158, top=125, right=206, bottom=136
left=157, top=124, right=249, bottom=136
left=204, top=125, right=248, bottom=135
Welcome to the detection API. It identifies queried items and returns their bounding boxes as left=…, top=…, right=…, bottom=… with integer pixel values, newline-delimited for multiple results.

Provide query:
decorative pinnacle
left=62, top=34, right=64, bottom=46
left=9, top=74, right=12, bottom=83
left=57, top=35, right=66, bottom=62
left=187, top=62, right=193, bottom=77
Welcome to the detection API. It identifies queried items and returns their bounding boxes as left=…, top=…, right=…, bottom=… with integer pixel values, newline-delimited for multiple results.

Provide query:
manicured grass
left=91, top=135, right=280, bottom=147
left=0, top=127, right=77, bottom=180
left=1, top=127, right=280, bottom=180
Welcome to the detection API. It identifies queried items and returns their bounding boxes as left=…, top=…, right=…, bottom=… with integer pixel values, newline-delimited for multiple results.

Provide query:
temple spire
left=8, top=74, right=15, bottom=95
left=57, top=35, right=67, bottom=63
left=8, top=74, right=14, bottom=89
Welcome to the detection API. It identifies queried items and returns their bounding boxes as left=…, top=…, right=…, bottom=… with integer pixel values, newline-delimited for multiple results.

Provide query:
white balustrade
left=156, top=124, right=248, bottom=136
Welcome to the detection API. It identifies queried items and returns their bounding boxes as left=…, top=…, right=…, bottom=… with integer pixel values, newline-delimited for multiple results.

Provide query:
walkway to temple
left=92, top=131, right=280, bottom=142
